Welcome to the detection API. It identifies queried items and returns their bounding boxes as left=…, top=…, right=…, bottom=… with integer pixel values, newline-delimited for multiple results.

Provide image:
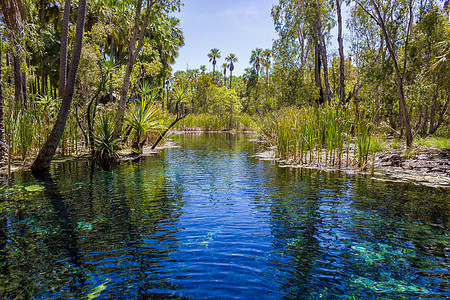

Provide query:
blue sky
left=172, top=0, right=278, bottom=76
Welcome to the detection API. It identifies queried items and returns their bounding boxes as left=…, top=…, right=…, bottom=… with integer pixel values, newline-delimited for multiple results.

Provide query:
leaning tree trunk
left=370, top=0, right=413, bottom=147
left=114, top=0, right=155, bottom=137
left=58, top=0, right=71, bottom=99
left=31, top=0, right=87, bottom=173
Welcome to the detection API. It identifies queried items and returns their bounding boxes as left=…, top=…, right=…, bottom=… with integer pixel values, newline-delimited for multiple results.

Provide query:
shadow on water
left=32, top=170, right=87, bottom=297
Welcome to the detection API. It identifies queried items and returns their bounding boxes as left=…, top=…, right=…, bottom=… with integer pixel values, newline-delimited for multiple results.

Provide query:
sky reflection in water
left=0, top=133, right=448, bottom=299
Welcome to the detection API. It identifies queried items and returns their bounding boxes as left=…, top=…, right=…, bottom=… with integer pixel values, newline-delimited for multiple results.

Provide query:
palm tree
left=222, top=63, right=228, bottom=86
left=207, top=48, right=221, bottom=84
left=200, top=65, right=207, bottom=74
left=0, top=0, right=27, bottom=105
left=31, top=0, right=87, bottom=172
left=225, top=53, right=238, bottom=89
left=153, top=16, right=185, bottom=96
left=0, top=42, right=5, bottom=163
left=249, top=48, right=263, bottom=79
left=261, top=49, right=272, bottom=86
left=58, top=0, right=71, bottom=98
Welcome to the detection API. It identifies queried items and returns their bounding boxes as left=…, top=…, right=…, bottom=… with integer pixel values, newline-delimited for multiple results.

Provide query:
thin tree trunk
left=429, top=82, right=438, bottom=134
left=151, top=113, right=189, bottom=149
left=421, top=104, right=428, bottom=135
left=337, top=0, right=346, bottom=105
left=40, top=0, right=46, bottom=96
left=369, top=0, right=413, bottom=147
left=430, top=92, right=450, bottom=135
left=229, top=62, right=234, bottom=89
left=296, top=24, right=306, bottom=83
left=13, top=55, right=24, bottom=107
left=0, top=0, right=26, bottom=106
left=21, top=69, right=26, bottom=105
left=114, top=0, right=155, bottom=137
left=316, top=0, right=332, bottom=102
left=59, top=0, right=71, bottom=99
left=314, top=44, right=324, bottom=105
left=31, top=0, right=87, bottom=173
left=109, top=42, right=114, bottom=103
left=0, top=44, right=6, bottom=162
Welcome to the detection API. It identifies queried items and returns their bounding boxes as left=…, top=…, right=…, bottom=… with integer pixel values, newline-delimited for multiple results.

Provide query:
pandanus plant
left=125, top=87, right=163, bottom=154
left=93, top=112, right=121, bottom=164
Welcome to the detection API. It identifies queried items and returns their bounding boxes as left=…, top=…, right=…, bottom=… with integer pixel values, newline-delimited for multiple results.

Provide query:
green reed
left=261, top=104, right=373, bottom=169
left=353, top=105, right=373, bottom=169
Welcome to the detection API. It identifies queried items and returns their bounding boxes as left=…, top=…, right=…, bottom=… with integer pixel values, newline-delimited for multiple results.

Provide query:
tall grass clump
left=261, top=103, right=374, bottom=169
left=8, top=109, right=37, bottom=163
left=416, top=136, right=450, bottom=149
left=353, top=107, right=373, bottom=168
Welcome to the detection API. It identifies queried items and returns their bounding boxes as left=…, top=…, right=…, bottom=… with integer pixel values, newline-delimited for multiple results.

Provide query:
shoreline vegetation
left=0, top=1, right=449, bottom=187
left=2, top=125, right=449, bottom=188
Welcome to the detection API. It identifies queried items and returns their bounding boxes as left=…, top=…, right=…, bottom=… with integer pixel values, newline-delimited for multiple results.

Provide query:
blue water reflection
left=0, top=133, right=448, bottom=299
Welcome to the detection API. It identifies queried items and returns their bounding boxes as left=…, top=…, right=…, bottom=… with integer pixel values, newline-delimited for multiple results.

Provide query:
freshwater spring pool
left=0, top=133, right=448, bottom=299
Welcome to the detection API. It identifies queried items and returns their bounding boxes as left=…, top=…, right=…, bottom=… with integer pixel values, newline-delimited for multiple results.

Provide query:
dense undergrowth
left=174, top=113, right=258, bottom=132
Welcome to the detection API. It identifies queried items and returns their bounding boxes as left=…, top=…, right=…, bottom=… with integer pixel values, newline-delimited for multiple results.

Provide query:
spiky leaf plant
left=93, top=112, right=121, bottom=164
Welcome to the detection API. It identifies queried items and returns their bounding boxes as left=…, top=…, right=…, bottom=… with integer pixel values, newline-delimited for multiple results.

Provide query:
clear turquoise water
left=0, top=133, right=448, bottom=299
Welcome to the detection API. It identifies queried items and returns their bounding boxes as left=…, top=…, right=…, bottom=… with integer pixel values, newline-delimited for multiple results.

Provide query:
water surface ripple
left=1, top=133, right=448, bottom=299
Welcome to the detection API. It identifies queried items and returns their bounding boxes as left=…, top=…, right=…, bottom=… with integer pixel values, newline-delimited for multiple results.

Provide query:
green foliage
left=402, top=147, right=418, bottom=159
left=93, top=112, right=121, bottom=163
left=416, top=136, right=450, bottom=149
left=370, top=134, right=387, bottom=153
left=262, top=104, right=374, bottom=168
left=175, top=113, right=258, bottom=131
left=391, top=139, right=402, bottom=150
left=125, top=92, right=163, bottom=154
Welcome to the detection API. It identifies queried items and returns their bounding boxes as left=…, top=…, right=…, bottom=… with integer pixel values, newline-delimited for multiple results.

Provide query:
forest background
left=0, top=0, right=449, bottom=172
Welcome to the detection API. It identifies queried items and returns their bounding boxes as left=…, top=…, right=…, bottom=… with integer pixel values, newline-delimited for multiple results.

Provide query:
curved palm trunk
left=212, top=61, right=216, bottom=83
left=31, top=0, right=87, bottom=173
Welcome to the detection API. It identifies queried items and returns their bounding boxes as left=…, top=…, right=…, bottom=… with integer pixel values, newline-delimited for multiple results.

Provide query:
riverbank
left=255, top=143, right=450, bottom=188
left=2, top=132, right=450, bottom=188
